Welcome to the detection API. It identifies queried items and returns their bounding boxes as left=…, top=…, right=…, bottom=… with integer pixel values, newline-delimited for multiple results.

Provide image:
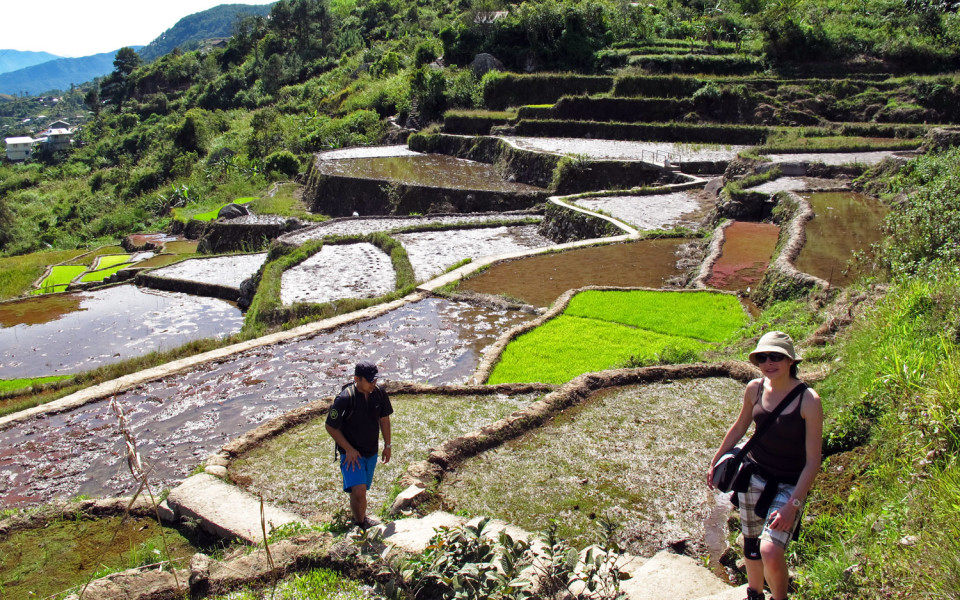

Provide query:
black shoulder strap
left=735, top=382, right=808, bottom=459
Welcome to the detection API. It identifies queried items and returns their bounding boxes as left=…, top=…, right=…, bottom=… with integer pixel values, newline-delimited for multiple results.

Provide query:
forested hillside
left=138, top=3, right=276, bottom=62
left=2, top=1, right=960, bottom=597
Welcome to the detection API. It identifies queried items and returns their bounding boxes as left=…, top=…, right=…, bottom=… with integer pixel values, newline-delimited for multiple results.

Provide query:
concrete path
left=164, top=473, right=307, bottom=545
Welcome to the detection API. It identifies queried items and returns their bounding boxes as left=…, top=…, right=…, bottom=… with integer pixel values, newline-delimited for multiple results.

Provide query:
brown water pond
left=0, top=297, right=535, bottom=508
left=0, top=285, right=244, bottom=380
left=795, top=191, right=889, bottom=287
left=162, top=240, right=200, bottom=254
left=706, top=222, right=780, bottom=292
left=317, top=154, right=543, bottom=193
left=457, top=238, right=692, bottom=307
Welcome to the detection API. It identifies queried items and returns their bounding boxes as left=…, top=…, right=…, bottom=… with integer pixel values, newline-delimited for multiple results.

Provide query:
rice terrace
left=2, top=0, right=960, bottom=598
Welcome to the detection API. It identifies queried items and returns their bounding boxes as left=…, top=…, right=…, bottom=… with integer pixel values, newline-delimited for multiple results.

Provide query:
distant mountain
left=138, top=3, right=275, bottom=62
left=0, top=50, right=141, bottom=96
left=0, top=49, right=63, bottom=75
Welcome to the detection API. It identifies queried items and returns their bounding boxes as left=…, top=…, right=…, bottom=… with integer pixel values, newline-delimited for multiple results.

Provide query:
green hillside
left=137, top=3, right=276, bottom=62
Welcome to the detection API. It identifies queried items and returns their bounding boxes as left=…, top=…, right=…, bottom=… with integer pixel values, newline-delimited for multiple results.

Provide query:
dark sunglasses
left=753, top=352, right=788, bottom=364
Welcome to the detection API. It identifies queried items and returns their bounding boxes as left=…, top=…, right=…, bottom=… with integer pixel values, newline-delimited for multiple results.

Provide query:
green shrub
left=264, top=151, right=301, bottom=178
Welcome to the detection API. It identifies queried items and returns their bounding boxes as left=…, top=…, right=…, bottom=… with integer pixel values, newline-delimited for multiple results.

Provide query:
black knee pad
left=744, top=537, right=761, bottom=560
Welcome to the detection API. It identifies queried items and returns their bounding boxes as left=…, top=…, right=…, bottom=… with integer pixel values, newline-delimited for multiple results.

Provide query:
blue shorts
left=340, top=453, right=378, bottom=492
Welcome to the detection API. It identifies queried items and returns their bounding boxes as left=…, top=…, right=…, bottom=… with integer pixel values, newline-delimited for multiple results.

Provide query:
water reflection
left=458, top=239, right=691, bottom=307
left=0, top=285, right=244, bottom=379
left=0, top=297, right=535, bottom=507
left=795, top=192, right=888, bottom=287
left=707, top=222, right=780, bottom=291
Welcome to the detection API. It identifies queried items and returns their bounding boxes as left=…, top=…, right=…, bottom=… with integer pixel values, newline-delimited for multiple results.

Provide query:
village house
left=4, top=136, right=35, bottom=161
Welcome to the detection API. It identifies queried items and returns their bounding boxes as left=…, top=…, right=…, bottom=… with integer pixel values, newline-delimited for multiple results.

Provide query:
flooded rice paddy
left=0, top=297, right=535, bottom=508
left=316, top=154, right=544, bottom=194
left=0, top=285, right=244, bottom=379
left=279, top=213, right=539, bottom=245
left=503, top=137, right=746, bottom=163
left=763, top=151, right=900, bottom=166
left=706, top=222, right=780, bottom=291
left=795, top=191, right=889, bottom=287
left=148, top=253, right=268, bottom=291
left=281, top=243, right=396, bottom=305
left=316, top=145, right=419, bottom=160
left=440, top=378, right=743, bottom=556
left=574, top=191, right=710, bottom=231
left=231, top=392, right=539, bottom=518
left=394, top=225, right=554, bottom=281
left=458, top=239, right=692, bottom=307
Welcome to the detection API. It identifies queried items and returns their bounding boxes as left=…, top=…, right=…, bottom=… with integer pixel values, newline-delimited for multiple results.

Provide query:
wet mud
left=794, top=191, right=889, bottom=287
left=504, top=137, right=746, bottom=162
left=394, top=225, right=554, bottom=281
left=148, top=253, right=268, bottom=290
left=0, top=285, right=244, bottom=380
left=574, top=192, right=711, bottom=231
left=280, top=213, right=540, bottom=246
left=281, top=243, right=396, bottom=305
left=458, top=239, right=691, bottom=307
left=706, top=222, right=780, bottom=291
left=763, top=151, right=900, bottom=166
left=439, top=377, right=744, bottom=556
left=0, top=297, right=535, bottom=508
left=316, top=154, right=543, bottom=194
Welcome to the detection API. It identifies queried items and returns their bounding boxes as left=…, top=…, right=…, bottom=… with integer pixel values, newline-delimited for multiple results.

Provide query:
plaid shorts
left=738, top=473, right=804, bottom=550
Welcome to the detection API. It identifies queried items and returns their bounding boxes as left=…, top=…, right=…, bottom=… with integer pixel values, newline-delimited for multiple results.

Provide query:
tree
left=113, top=46, right=142, bottom=76
left=101, top=47, right=143, bottom=107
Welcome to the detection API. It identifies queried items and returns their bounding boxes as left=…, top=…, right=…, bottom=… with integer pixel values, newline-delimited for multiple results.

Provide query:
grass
left=229, top=392, right=539, bottom=519
left=758, top=134, right=921, bottom=154
left=173, top=197, right=255, bottom=223
left=248, top=183, right=327, bottom=222
left=488, top=290, right=750, bottom=385
left=206, top=567, right=370, bottom=600
left=0, top=375, right=71, bottom=394
left=0, top=515, right=196, bottom=600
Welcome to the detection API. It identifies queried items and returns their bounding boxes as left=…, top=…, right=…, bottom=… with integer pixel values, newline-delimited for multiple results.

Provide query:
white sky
left=3, top=1, right=276, bottom=57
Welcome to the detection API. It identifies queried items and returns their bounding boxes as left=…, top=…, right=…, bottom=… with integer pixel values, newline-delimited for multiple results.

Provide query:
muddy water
left=317, top=155, right=543, bottom=193
left=707, top=222, right=780, bottom=291
left=0, top=297, right=535, bottom=507
left=161, top=241, right=199, bottom=254
left=0, top=286, right=244, bottom=379
left=795, top=191, right=889, bottom=287
left=458, top=239, right=690, bottom=307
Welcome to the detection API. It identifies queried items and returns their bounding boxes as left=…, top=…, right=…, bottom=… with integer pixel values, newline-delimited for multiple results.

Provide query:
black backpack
left=332, top=382, right=356, bottom=460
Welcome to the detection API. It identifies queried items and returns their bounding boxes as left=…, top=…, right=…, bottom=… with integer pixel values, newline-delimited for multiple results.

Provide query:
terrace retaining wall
left=197, top=219, right=305, bottom=254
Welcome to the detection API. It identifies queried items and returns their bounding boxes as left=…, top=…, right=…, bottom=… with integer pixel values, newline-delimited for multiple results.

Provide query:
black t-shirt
left=325, top=383, right=393, bottom=457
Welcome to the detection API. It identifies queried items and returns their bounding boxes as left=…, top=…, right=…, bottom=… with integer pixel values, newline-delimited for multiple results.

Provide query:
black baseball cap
left=355, top=360, right=378, bottom=381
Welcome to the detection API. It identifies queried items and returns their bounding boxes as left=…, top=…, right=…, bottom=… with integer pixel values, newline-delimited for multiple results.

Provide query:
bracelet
left=384, top=443, right=392, bottom=448
left=790, top=498, right=801, bottom=507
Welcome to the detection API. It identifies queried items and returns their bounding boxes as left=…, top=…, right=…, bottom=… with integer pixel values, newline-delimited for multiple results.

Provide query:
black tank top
left=747, top=385, right=807, bottom=479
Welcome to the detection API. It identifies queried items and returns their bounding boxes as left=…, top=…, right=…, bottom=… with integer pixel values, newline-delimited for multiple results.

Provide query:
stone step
left=164, top=473, right=307, bottom=545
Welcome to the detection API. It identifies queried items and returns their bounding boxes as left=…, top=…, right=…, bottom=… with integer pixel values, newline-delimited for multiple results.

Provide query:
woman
left=707, top=331, right=823, bottom=600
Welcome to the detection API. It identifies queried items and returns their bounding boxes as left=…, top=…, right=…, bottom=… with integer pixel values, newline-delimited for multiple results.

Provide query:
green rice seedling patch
left=441, top=378, right=744, bottom=553
left=34, top=265, right=87, bottom=293
left=90, top=254, right=132, bottom=271
left=230, top=392, right=539, bottom=518
left=78, top=263, right=131, bottom=283
left=565, top=290, right=749, bottom=343
left=205, top=567, right=370, bottom=600
left=0, top=249, right=86, bottom=300
left=0, top=375, right=70, bottom=394
left=0, top=515, right=197, bottom=600
left=487, top=315, right=705, bottom=385
left=63, top=246, right=126, bottom=266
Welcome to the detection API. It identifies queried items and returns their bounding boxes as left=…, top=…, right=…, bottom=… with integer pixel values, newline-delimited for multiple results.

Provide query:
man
left=325, top=360, right=393, bottom=529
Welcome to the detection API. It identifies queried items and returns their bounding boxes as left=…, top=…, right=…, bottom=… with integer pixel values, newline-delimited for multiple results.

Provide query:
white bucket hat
left=749, top=330, right=801, bottom=363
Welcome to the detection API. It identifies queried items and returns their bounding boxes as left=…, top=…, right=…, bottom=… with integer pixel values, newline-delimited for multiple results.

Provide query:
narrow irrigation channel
left=0, top=297, right=535, bottom=508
